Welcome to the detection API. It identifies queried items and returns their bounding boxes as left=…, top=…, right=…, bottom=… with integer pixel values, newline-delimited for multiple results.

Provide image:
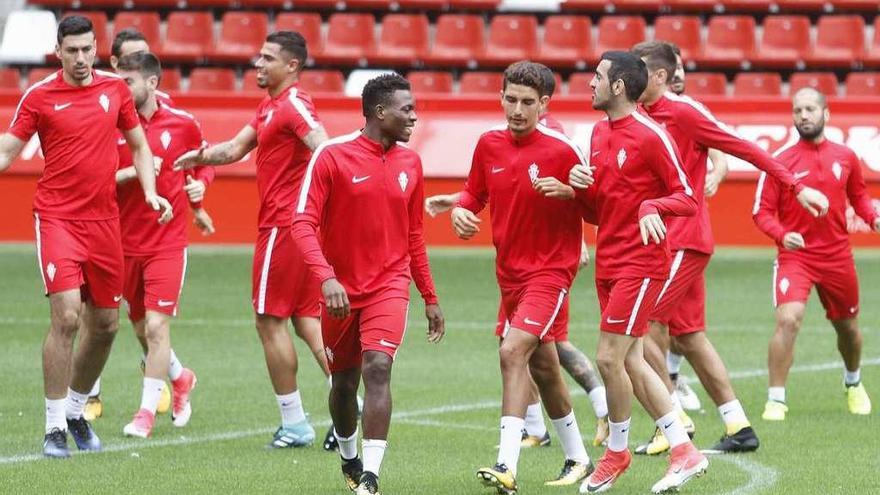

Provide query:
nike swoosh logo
left=587, top=474, right=617, bottom=492
left=352, top=176, right=370, bottom=184
left=157, top=300, right=175, bottom=307
left=523, top=318, right=543, bottom=326
left=491, top=167, right=505, bottom=174
left=606, top=317, right=627, bottom=324
left=591, top=151, right=600, bottom=156
left=54, top=103, right=72, bottom=111
left=794, top=171, right=810, bottom=180
left=379, top=339, right=397, bottom=349
left=565, top=421, right=573, bottom=427
left=663, top=421, right=674, bottom=429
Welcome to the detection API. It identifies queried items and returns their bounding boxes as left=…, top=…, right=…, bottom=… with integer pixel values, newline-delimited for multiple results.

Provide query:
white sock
left=667, top=352, right=684, bottom=375
left=523, top=402, right=547, bottom=437
left=140, top=377, right=165, bottom=414
left=45, top=398, right=67, bottom=433
left=656, top=411, right=690, bottom=449
left=362, top=439, right=387, bottom=476
left=550, top=411, right=590, bottom=464
left=589, top=386, right=609, bottom=418
left=717, top=399, right=749, bottom=428
left=276, top=390, right=306, bottom=427
left=844, top=368, right=861, bottom=386
left=768, top=386, right=786, bottom=403
left=65, top=388, right=89, bottom=420
left=607, top=418, right=630, bottom=452
left=168, top=349, right=184, bottom=381
left=335, top=427, right=359, bottom=460
left=497, top=416, right=525, bottom=475
left=89, top=377, right=101, bottom=397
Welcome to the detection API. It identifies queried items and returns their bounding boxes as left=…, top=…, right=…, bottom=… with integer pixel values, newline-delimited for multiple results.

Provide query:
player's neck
left=62, top=70, right=92, bottom=87
left=606, top=101, right=637, bottom=121
left=267, top=78, right=297, bottom=99
left=804, top=134, right=826, bottom=145
left=138, top=95, right=159, bottom=120
left=641, top=86, right=667, bottom=107
left=362, top=124, right=395, bottom=151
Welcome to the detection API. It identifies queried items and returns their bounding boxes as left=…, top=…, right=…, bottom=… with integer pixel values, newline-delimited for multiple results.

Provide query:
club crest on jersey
left=265, top=109, right=274, bottom=125
left=832, top=161, right=842, bottom=181
left=46, top=262, right=56, bottom=282
left=528, top=163, right=539, bottom=181
left=617, top=148, right=627, bottom=168
left=398, top=171, right=409, bottom=191
left=98, top=93, right=110, bottom=113
left=779, top=277, right=790, bottom=295
left=160, top=130, right=172, bottom=150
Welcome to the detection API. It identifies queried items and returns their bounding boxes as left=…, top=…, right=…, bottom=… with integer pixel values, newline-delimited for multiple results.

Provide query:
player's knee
left=595, top=352, right=621, bottom=378
left=498, top=343, right=528, bottom=371
left=361, top=355, right=392, bottom=386
left=52, top=308, right=81, bottom=337
left=143, top=318, right=169, bottom=345
left=776, top=311, right=802, bottom=334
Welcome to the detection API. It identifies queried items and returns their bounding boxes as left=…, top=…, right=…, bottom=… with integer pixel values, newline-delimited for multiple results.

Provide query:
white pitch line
left=715, top=455, right=780, bottom=495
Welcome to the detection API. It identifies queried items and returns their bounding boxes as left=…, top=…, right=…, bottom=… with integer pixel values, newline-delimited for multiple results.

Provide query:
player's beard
left=671, top=77, right=685, bottom=95
left=795, top=119, right=825, bottom=141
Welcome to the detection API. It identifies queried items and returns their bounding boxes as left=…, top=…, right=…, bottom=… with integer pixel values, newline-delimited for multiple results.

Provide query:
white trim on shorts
left=539, top=288, right=568, bottom=340
left=256, top=227, right=279, bottom=314
left=656, top=250, right=686, bottom=304
left=625, top=278, right=652, bottom=336
left=772, top=258, right=779, bottom=308
left=33, top=213, right=47, bottom=293
left=173, top=248, right=188, bottom=317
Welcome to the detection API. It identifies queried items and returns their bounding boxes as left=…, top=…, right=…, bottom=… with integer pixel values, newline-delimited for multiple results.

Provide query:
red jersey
left=116, top=102, right=213, bottom=255
left=249, top=83, right=321, bottom=228
left=458, top=124, right=587, bottom=289
left=8, top=69, right=140, bottom=220
left=753, top=138, right=877, bottom=260
left=539, top=112, right=565, bottom=134
left=643, top=93, right=803, bottom=255
left=585, top=112, right=698, bottom=280
left=293, top=131, right=438, bottom=308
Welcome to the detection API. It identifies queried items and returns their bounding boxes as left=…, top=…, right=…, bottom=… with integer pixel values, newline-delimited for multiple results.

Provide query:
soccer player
left=112, top=51, right=212, bottom=437
left=293, top=73, right=445, bottom=495
left=631, top=41, right=830, bottom=455
left=569, top=51, right=707, bottom=494
left=0, top=15, right=172, bottom=458
left=449, top=61, right=594, bottom=493
left=753, top=87, right=876, bottom=420
left=174, top=31, right=331, bottom=449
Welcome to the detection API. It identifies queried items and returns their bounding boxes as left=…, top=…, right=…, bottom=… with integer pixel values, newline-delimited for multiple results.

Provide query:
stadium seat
left=113, top=12, right=161, bottom=50
left=754, top=16, right=810, bottom=69
left=188, top=68, right=236, bottom=92
left=371, top=14, right=429, bottom=66
left=299, top=70, right=345, bottom=94
left=160, top=12, right=214, bottom=64
left=685, top=72, right=727, bottom=97
left=397, top=0, right=448, bottom=8
left=63, top=11, right=110, bottom=60
left=595, top=17, right=646, bottom=62
left=789, top=72, right=839, bottom=96
left=407, top=71, right=454, bottom=94
left=160, top=68, right=182, bottom=92
left=567, top=72, right=592, bottom=95
left=274, top=13, right=323, bottom=61
left=564, top=0, right=662, bottom=11
left=0, top=10, right=57, bottom=64
left=846, top=72, right=880, bottom=96
left=653, top=16, right=702, bottom=62
left=537, top=15, right=591, bottom=70
left=460, top=71, right=503, bottom=95
left=0, top=68, right=20, bottom=90
left=241, top=68, right=260, bottom=93
left=212, top=12, right=269, bottom=64
left=698, top=16, right=756, bottom=69
left=808, top=16, right=865, bottom=68
left=866, top=17, right=880, bottom=68
left=425, top=15, right=485, bottom=67
left=733, top=72, right=782, bottom=96
left=319, top=14, right=376, bottom=66
left=448, top=0, right=501, bottom=8
left=478, top=15, right=538, bottom=67
left=27, top=67, right=58, bottom=87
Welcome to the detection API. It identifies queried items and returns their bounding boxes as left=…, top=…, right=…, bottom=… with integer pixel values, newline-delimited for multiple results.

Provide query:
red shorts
left=773, top=256, right=859, bottom=320
left=597, top=277, right=664, bottom=337
left=252, top=226, right=321, bottom=319
left=495, top=284, right=569, bottom=343
left=649, top=250, right=711, bottom=337
left=123, top=249, right=187, bottom=322
left=321, top=297, right=410, bottom=373
left=34, top=214, right=123, bottom=308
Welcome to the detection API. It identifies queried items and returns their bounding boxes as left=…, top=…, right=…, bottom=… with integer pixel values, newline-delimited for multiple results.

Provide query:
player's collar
left=797, top=137, right=828, bottom=150
left=607, top=112, right=636, bottom=129
left=357, top=131, right=396, bottom=154
left=506, top=126, right=541, bottom=146
left=643, top=93, right=669, bottom=113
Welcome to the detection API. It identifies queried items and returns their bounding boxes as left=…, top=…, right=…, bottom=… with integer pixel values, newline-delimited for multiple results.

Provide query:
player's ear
left=147, top=74, right=159, bottom=91
left=54, top=43, right=61, bottom=59
left=823, top=107, right=831, bottom=124
left=374, top=104, right=385, bottom=121
left=539, top=94, right=550, bottom=107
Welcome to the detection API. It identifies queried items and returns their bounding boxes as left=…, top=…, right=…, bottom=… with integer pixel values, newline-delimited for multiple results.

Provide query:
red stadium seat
left=274, top=13, right=323, bottom=60
left=319, top=14, right=376, bottom=66
left=448, top=0, right=500, bottom=8
left=684, top=72, right=727, bottom=97
left=371, top=14, right=429, bottom=66
left=478, top=15, right=538, bottom=67
left=808, top=16, right=865, bottom=68
left=733, top=72, right=782, bottom=96
left=698, top=16, right=755, bottom=69
left=595, top=17, right=646, bottom=61
left=160, top=68, right=182, bottom=92
left=241, top=69, right=260, bottom=93
left=160, top=12, right=214, bottom=63
left=537, top=16, right=592, bottom=70
left=407, top=71, right=454, bottom=94
left=0, top=68, right=20, bottom=90
left=63, top=11, right=110, bottom=60
left=653, top=16, right=702, bottom=62
left=397, top=0, right=448, bottom=8
left=846, top=72, right=880, bottom=96
left=567, top=72, right=592, bottom=95
left=212, top=12, right=269, bottom=64
left=113, top=12, right=161, bottom=50
left=564, top=0, right=663, bottom=11
left=754, top=16, right=810, bottom=69
left=789, top=72, right=839, bottom=96
left=459, top=71, right=503, bottom=95
left=426, top=15, right=485, bottom=67
left=27, top=67, right=58, bottom=87
left=299, top=70, right=345, bottom=94
left=188, top=68, right=236, bottom=92
left=866, top=17, right=880, bottom=68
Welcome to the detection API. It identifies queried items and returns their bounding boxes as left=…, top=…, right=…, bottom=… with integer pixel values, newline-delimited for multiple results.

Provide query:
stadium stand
left=685, top=72, right=729, bottom=97
left=113, top=12, right=161, bottom=49
left=407, top=71, right=454, bottom=94
left=188, top=67, right=236, bottom=92
left=536, top=15, right=591, bottom=70
left=789, top=72, right=841, bottom=96
left=211, top=12, right=269, bottom=64
left=733, top=72, right=783, bottom=97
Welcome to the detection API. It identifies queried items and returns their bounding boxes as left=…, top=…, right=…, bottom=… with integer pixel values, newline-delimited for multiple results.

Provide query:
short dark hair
left=266, top=31, right=308, bottom=68
left=669, top=43, right=681, bottom=57
left=112, top=28, right=147, bottom=58
left=631, top=41, right=677, bottom=84
left=600, top=51, right=648, bottom=102
left=503, top=61, right=547, bottom=96
left=362, top=73, right=410, bottom=118
left=535, top=63, right=556, bottom=97
left=117, top=51, right=162, bottom=83
left=793, top=86, right=828, bottom=109
left=57, top=15, right=93, bottom=45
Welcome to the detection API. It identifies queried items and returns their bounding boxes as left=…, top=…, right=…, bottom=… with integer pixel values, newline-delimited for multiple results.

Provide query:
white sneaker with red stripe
left=123, top=408, right=156, bottom=438
left=651, top=442, right=708, bottom=494
left=171, top=368, right=197, bottom=427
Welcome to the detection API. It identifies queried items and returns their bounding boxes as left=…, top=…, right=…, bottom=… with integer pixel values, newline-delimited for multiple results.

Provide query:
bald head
left=792, top=87, right=829, bottom=142
left=793, top=87, right=827, bottom=109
